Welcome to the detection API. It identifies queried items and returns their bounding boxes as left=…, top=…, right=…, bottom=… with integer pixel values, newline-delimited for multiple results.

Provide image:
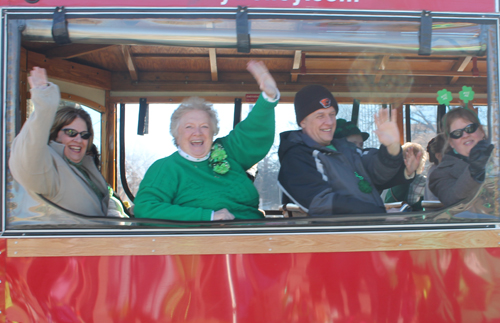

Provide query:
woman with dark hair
left=428, top=108, right=493, bottom=207
left=9, top=67, right=118, bottom=216
left=424, top=133, right=446, bottom=201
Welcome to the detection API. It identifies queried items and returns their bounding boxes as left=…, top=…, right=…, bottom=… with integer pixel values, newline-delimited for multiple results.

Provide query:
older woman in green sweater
left=134, top=61, right=279, bottom=221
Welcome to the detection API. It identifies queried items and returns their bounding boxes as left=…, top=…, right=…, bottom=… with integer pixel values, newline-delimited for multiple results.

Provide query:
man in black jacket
left=278, top=85, right=412, bottom=216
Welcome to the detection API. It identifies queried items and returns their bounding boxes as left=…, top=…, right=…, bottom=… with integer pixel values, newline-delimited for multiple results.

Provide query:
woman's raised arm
left=246, top=60, right=278, bottom=100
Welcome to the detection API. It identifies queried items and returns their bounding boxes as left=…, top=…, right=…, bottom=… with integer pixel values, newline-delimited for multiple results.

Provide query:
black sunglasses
left=449, top=123, right=479, bottom=139
left=62, top=128, right=91, bottom=140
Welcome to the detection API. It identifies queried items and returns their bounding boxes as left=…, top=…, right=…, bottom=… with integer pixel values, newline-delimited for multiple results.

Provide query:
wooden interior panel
left=218, top=48, right=295, bottom=56
left=306, top=57, right=375, bottom=70
left=130, top=45, right=210, bottom=55
left=134, top=56, right=211, bottom=72
left=22, top=32, right=488, bottom=104
left=44, top=44, right=113, bottom=59
left=27, top=51, right=112, bottom=90
left=7, top=229, right=500, bottom=257
left=60, top=93, right=105, bottom=113
left=394, top=103, right=404, bottom=144
left=73, top=45, right=129, bottom=72
left=217, top=57, right=293, bottom=72
left=102, top=91, right=116, bottom=187
left=391, top=59, right=457, bottom=71
left=132, top=71, right=213, bottom=82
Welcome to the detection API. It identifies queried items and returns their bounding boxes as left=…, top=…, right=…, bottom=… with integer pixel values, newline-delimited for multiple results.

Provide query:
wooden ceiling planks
left=22, top=41, right=488, bottom=104
left=134, top=56, right=211, bottom=72
left=121, top=45, right=138, bottom=82
left=44, top=44, right=114, bottom=59
left=27, top=50, right=112, bottom=90
left=449, top=56, right=474, bottom=85
left=71, top=45, right=129, bottom=72
left=217, top=56, right=292, bottom=72
left=129, top=45, right=210, bottom=55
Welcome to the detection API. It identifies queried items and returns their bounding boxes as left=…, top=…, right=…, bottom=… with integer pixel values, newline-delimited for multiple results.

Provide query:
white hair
left=169, top=97, right=219, bottom=145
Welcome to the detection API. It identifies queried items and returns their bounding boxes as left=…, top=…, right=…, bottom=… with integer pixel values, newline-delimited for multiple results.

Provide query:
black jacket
left=278, top=131, right=404, bottom=216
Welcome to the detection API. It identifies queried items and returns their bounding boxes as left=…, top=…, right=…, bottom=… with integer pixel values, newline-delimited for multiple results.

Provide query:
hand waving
left=373, top=108, right=401, bottom=156
left=28, top=67, right=49, bottom=89
left=469, top=140, right=494, bottom=181
left=404, top=146, right=423, bottom=177
left=246, top=60, right=278, bottom=99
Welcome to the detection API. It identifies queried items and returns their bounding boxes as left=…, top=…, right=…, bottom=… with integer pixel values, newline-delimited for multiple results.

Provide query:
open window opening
left=3, top=9, right=499, bottom=231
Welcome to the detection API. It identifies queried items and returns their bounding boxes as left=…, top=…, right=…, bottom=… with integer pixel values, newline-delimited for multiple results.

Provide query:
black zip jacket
left=278, top=130, right=404, bottom=216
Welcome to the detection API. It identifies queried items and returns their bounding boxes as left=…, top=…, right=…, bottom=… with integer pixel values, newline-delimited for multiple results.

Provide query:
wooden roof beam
left=449, top=56, right=473, bottom=85
left=292, top=69, right=486, bottom=77
left=121, top=45, right=138, bottom=82
left=209, top=48, right=218, bottom=82
left=27, top=50, right=111, bottom=90
left=374, top=55, right=391, bottom=83
left=45, top=44, right=114, bottom=59
left=290, top=50, right=302, bottom=82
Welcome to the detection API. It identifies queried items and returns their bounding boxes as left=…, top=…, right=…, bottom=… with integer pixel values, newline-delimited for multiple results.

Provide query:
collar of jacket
left=49, top=140, right=95, bottom=168
left=446, top=149, right=469, bottom=163
left=296, top=131, right=356, bottom=154
left=49, top=140, right=67, bottom=157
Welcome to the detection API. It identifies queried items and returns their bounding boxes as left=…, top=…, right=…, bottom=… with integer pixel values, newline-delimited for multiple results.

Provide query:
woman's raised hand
left=246, top=60, right=278, bottom=99
left=28, top=67, right=49, bottom=89
left=213, top=208, right=235, bottom=221
left=373, top=108, right=401, bottom=156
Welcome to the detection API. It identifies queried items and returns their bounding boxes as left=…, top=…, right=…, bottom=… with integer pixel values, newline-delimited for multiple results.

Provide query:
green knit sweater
left=134, top=94, right=278, bottom=221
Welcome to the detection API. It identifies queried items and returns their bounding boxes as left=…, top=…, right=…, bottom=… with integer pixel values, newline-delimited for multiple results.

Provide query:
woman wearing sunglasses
left=9, top=67, right=117, bottom=217
left=428, top=107, right=494, bottom=207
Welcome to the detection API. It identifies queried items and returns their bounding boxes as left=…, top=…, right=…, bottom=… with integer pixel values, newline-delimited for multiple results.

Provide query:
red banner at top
left=245, top=94, right=260, bottom=103
left=5, top=0, right=497, bottom=13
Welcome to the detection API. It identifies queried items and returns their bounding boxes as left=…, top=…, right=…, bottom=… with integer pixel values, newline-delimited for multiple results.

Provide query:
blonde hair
left=170, top=97, right=219, bottom=146
left=402, top=142, right=427, bottom=174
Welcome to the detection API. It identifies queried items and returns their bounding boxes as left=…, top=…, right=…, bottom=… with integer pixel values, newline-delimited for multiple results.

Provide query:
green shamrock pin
left=437, top=89, right=453, bottom=106
left=459, top=86, right=475, bottom=104
left=354, top=172, right=372, bottom=194
left=209, top=143, right=230, bottom=175
left=210, top=146, right=227, bottom=163
left=213, top=161, right=230, bottom=175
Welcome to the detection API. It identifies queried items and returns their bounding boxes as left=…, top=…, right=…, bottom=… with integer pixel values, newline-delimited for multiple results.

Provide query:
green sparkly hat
left=334, top=119, right=369, bottom=141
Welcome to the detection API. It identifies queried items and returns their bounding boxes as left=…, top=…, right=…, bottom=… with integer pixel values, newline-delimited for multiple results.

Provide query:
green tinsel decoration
left=209, top=144, right=227, bottom=163
left=209, top=143, right=230, bottom=175
left=213, top=161, right=230, bottom=175
left=354, top=172, right=372, bottom=194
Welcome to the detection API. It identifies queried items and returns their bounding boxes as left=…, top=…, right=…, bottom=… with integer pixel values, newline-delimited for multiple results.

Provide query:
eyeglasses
left=449, top=123, right=479, bottom=139
left=61, top=128, right=91, bottom=140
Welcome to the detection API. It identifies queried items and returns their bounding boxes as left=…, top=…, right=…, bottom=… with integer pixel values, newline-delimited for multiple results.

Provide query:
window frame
left=2, top=8, right=500, bottom=237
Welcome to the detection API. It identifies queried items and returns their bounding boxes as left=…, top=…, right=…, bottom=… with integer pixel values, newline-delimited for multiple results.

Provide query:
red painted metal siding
left=3, top=248, right=500, bottom=322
